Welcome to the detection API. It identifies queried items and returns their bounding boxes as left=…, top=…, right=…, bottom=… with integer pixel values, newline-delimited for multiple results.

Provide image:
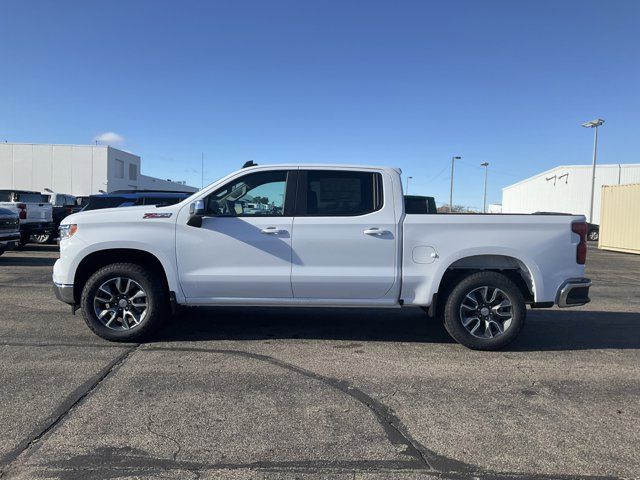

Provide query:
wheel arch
left=430, top=252, right=540, bottom=315
left=73, top=248, right=171, bottom=304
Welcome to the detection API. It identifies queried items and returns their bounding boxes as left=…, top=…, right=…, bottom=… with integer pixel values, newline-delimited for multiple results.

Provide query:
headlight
left=59, top=224, right=78, bottom=240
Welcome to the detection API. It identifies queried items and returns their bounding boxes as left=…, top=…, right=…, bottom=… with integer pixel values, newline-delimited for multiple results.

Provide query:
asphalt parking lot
left=0, top=244, right=638, bottom=480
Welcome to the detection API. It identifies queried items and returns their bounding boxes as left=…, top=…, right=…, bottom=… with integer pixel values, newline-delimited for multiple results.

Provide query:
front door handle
left=363, top=228, right=391, bottom=236
left=261, top=227, right=287, bottom=235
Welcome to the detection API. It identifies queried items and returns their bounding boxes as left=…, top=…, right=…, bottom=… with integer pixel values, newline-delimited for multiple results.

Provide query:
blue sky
left=1, top=0, right=638, bottom=209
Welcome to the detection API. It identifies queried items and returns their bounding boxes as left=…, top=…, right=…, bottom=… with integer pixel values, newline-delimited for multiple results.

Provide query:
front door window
left=207, top=171, right=287, bottom=217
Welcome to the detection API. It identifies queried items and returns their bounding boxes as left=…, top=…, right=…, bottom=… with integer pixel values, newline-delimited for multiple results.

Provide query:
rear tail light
left=17, top=202, right=27, bottom=220
left=572, top=221, right=587, bottom=265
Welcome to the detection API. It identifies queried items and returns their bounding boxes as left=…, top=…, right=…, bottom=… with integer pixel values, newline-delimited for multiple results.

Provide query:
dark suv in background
left=82, top=190, right=192, bottom=211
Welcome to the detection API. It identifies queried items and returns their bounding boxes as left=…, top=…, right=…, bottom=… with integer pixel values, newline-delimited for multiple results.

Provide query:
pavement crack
left=146, top=413, right=182, bottom=461
left=0, top=345, right=139, bottom=472
left=144, top=345, right=476, bottom=474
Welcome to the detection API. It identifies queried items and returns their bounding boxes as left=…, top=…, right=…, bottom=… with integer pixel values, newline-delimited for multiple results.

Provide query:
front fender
left=55, top=237, right=183, bottom=303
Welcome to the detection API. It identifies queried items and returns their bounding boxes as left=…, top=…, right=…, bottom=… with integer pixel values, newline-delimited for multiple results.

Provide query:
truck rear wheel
left=443, top=271, right=526, bottom=350
left=80, top=262, right=168, bottom=342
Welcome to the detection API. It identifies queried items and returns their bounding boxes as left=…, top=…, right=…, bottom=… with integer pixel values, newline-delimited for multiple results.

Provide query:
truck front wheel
left=443, top=271, right=526, bottom=350
left=80, top=262, right=168, bottom=342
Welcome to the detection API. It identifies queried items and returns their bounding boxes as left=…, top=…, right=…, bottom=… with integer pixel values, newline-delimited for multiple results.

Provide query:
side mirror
left=187, top=200, right=206, bottom=228
left=189, top=199, right=206, bottom=216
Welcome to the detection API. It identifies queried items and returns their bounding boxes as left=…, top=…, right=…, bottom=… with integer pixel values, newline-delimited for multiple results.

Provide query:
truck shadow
left=157, top=307, right=640, bottom=351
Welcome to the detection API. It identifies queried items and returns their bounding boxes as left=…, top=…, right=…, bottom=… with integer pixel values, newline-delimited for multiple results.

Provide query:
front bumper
left=53, top=279, right=75, bottom=305
left=0, top=232, right=20, bottom=247
left=557, top=278, right=591, bottom=308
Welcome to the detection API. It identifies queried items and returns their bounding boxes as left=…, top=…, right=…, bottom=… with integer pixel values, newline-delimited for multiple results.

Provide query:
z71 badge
left=143, top=213, right=173, bottom=219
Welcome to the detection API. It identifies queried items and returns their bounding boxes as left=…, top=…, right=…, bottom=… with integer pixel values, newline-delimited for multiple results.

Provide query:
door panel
left=291, top=170, right=398, bottom=299
left=176, top=169, right=294, bottom=299
left=177, top=216, right=293, bottom=298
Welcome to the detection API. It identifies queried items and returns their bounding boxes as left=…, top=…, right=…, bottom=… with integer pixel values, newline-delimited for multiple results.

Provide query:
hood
left=61, top=204, right=179, bottom=226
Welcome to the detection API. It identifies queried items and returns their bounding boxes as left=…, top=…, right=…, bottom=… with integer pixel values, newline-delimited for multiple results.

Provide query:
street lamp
left=406, top=176, right=413, bottom=194
left=449, top=156, right=462, bottom=212
left=581, top=118, right=604, bottom=224
left=480, top=162, right=489, bottom=213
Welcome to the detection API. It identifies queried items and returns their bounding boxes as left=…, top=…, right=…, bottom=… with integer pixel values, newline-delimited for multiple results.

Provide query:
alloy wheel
left=93, top=277, right=148, bottom=330
left=459, top=286, right=514, bottom=339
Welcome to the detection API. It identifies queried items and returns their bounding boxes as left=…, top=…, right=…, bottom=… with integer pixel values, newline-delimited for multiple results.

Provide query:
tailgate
left=25, top=203, right=53, bottom=222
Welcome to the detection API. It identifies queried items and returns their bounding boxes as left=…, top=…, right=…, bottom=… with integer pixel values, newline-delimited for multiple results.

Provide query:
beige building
left=599, top=183, right=640, bottom=255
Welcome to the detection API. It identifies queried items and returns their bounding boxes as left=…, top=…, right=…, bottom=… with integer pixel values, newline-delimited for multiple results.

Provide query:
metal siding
left=502, top=164, right=640, bottom=225
left=32, top=144, right=53, bottom=192
left=0, top=144, right=12, bottom=185
left=0, top=143, right=200, bottom=195
left=71, top=146, right=94, bottom=195
left=92, top=147, right=109, bottom=194
left=51, top=145, right=74, bottom=194
left=599, top=184, right=640, bottom=255
left=12, top=144, right=33, bottom=190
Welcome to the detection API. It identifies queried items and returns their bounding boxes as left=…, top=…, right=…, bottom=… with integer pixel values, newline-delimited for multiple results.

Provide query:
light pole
left=201, top=152, right=204, bottom=189
left=480, top=162, right=489, bottom=213
left=406, top=176, right=413, bottom=194
left=449, top=156, right=462, bottom=212
left=581, top=118, right=604, bottom=223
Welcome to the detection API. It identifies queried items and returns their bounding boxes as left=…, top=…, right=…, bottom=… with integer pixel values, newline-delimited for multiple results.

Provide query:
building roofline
left=0, top=142, right=136, bottom=155
left=502, top=163, right=640, bottom=191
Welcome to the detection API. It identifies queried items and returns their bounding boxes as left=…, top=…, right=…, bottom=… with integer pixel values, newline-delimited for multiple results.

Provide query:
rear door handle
left=261, top=227, right=287, bottom=235
left=363, top=228, right=391, bottom=236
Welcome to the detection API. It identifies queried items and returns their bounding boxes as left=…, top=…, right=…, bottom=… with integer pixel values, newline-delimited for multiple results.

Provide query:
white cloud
left=94, top=131, right=125, bottom=146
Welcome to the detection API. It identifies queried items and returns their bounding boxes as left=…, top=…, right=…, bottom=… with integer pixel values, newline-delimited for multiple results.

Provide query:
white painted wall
left=0, top=143, right=196, bottom=195
left=502, top=164, right=640, bottom=225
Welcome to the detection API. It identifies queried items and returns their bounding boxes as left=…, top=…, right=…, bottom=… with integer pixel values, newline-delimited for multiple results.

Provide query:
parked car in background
left=0, top=207, right=20, bottom=256
left=54, top=164, right=591, bottom=350
left=32, top=192, right=80, bottom=244
left=534, top=212, right=599, bottom=242
left=82, top=191, right=192, bottom=212
left=0, top=190, right=54, bottom=247
left=74, top=196, right=91, bottom=210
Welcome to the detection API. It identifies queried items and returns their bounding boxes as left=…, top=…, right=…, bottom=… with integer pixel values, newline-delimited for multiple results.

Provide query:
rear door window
left=298, top=170, right=383, bottom=216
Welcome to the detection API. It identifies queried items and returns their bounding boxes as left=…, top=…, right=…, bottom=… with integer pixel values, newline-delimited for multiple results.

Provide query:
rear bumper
left=556, top=278, right=591, bottom=308
left=53, top=279, right=75, bottom=305
left=21, top=222, right=55, bottom=234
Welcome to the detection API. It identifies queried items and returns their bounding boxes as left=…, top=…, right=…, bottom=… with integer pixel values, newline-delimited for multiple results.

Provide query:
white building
left=0, top=143, right=197, bottom=196
left=502, top=163, right=640, bottom=224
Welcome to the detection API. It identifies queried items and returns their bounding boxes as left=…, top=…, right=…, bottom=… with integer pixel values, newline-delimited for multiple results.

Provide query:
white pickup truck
left=53, top=164, right=591, bottom=349
left=0, top=190, right=54, bottom=247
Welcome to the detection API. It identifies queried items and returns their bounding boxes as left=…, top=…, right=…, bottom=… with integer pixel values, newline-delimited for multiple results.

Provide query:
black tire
left=443, top=271, right=526, bottom=350
left=0, top=247, right=5, bottom=257
left=588, top=229, right=599, bottom=242
left=17, top=232, right=30, bottom=249
left=80, top=262, right=168, bottom=342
